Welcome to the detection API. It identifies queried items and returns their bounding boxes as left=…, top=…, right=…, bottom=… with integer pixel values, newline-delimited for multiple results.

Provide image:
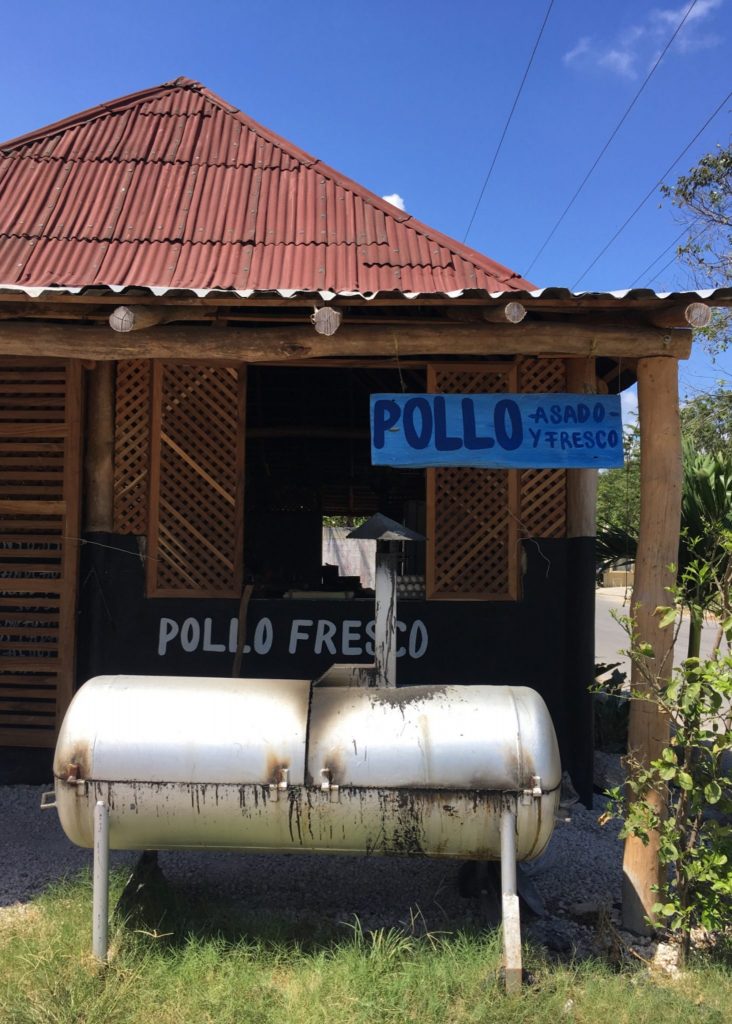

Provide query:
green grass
left=0, top=871, right=730, bottom=1024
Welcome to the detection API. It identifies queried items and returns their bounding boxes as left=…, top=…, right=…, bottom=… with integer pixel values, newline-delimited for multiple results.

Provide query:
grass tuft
left=0, top=870, right=729, bottom=1024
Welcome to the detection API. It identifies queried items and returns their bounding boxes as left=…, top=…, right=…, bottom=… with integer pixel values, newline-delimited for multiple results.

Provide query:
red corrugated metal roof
left=0, top=78, right=532, bottom=295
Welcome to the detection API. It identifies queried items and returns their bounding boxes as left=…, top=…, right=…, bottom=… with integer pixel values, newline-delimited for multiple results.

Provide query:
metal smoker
left=43, top=516, right=561, bottom=994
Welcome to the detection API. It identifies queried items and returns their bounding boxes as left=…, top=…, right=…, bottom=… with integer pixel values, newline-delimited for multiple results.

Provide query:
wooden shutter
left=147, top=363, right=245, bottom=598
left=518, top=358, right=567, bottom=539
left=0, top=360, right=82, bottom=747
left=426, top=363, right=519, bottom=600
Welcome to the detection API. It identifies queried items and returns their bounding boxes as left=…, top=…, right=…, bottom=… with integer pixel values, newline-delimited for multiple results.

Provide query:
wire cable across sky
left=522, top=0, right=700, bottom=278
left=462, top=0, right=555, bottom=243
left=572, top=88, right=732, bottom=289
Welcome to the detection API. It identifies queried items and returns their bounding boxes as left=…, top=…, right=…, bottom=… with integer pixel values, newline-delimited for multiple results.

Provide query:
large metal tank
left=51, top=675, right=560, bottom=860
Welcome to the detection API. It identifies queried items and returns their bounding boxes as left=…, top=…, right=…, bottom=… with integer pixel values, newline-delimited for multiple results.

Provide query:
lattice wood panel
left=427, top=363, right=519, bottom=600
left=148, top=364, right=245, bottom=597
left=518, top=358, right=567, bottom=540
left=0, top=360, right=82, bottom=747
left=113, top=360, right=151, bottom=534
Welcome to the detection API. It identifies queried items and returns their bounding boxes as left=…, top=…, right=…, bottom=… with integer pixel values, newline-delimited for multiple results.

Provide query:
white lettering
left=181, top=617, right=201, bottom=652
left=409, top=620, right=429, bottom=659
left=289, top=619, right=313, bottom=654
left=158, top=617, right=179, bottom=656
left=314, top=619, right=337, bottom=655
left=396, top=619, right=407, bottom=658
left=228, top=617, right=238, bottom=653
left=365, top=619, right=375, bottom=657
left=203, top=617, right=225, bottom=653
left=342, top=619, right=362, bottom=656
left=253, top=617, right=274, bottom=655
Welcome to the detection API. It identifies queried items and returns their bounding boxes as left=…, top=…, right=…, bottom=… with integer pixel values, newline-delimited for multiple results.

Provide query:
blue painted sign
left=370, top=393, right=623, bottom=469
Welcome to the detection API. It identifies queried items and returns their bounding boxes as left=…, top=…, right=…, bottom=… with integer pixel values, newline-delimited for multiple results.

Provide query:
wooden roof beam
left=0, top=320, right=692, bottom=361
left=645, top=301, right=713, bottom=329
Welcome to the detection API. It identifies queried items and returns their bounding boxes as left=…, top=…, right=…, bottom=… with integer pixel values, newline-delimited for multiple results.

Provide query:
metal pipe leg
left=92, top=800, right=109, bottom=961
left=500, top=805, right=522, bottom=994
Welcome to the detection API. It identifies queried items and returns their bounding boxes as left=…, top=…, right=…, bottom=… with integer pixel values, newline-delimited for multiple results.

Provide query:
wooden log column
left=84, top=363, right=115, bottom=532
left=622, top=356, right=683, bottom=932
left=565, top=357, right=599, bottom=804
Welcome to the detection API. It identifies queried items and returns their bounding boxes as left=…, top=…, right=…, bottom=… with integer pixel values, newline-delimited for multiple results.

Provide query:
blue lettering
left=564, top=406, right=577, bottom=424
left=577, top=403, right=590, bottom=424
left=550, top=404, right=562, bottom=425
left=560, top=431, right=572, bottom=450
left=593, top=402, right=605, bottom=423
left=572, top=431, right=583, bottom=448
left=462, top=398, right=494, bottom=450
left=529, top=427, right=541, bottom=448
left=545, top=430, right=558, bottom=448
left=608, top=429, right=619, bottom=448
left=596, top=431, right=607, bottom=449
left=433, top=395, right=462, bottom=451
left=403, top=397, right=432, bottom=449
left=493, top=399, right=523, bottom=451
left=373, top=399, right=400, bottom=449
left=583, top=431, right=595, bottom=449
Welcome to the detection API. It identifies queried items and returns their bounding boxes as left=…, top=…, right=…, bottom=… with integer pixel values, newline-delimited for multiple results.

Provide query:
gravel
left=0, top=778, right=629, bottom=956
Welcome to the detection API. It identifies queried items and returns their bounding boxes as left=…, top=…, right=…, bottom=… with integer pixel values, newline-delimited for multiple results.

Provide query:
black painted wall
left=72, top=532, right=596, bottom=804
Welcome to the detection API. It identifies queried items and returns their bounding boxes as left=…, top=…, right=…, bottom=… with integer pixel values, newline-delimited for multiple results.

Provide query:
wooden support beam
left=622, top=356, right=683, bottom=933
left=0, top=320, right=693, bottom=361
left=646, top=301, right=713, bottom=330
left=481, top=301, right=527, bottom=324
left=566, top=358, right=598, bottom=537
left=84, top=363, right=115, bottom=532
left=109, top=305, right=194, bottom=332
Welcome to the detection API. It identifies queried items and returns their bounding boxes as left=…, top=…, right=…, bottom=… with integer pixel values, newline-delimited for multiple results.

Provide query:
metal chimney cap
left=347, top=513, right=425, bottom=542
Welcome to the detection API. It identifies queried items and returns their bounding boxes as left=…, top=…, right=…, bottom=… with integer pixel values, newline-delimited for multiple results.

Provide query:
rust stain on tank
left=56, top=742, right=92, bottom=782
left=266, top=751, right=288, bottom=784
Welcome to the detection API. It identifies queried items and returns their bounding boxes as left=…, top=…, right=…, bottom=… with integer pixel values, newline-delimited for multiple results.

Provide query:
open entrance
left=243, top=366, right=426, bottom=597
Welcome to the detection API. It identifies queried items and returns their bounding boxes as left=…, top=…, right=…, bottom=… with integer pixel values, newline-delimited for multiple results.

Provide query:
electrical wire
left=523, top=0, right=700, bottom=277
left=629, top=220, right=701, bottom=288
left=462, top=0, right=555, bottom=243
left=572, top=90, right=732, bottom=288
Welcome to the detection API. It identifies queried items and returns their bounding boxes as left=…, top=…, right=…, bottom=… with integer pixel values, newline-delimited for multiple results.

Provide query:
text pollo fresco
left=370, top=392, right=623, bottom=469
left=158, top=616, right=429, bottom=659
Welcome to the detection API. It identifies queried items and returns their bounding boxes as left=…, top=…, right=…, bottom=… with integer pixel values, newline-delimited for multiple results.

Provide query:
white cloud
left=563, top=36, right=591, bottom=64
left=565, top=0, right=724, bottom=78
left=598, top=48, right=638, bottom=78
left=382, top=193, right=406, bottom=211
left=653, top=0, right=723, bottom=28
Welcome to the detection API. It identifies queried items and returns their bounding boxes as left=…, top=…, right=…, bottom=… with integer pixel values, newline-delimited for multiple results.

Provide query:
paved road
left=595, top=587, right=718, bottom=679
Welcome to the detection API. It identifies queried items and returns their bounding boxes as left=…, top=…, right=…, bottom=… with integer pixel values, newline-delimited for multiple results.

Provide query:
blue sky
left=1, top=0, right=729, bottom=411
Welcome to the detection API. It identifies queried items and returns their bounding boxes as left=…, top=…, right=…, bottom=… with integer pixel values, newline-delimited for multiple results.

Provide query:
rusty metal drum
left=52, top=675, right=561, bottom=861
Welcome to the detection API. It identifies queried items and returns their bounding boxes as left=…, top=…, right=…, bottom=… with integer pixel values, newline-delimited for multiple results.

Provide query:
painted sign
left=370, top=393, right=623, bottom=469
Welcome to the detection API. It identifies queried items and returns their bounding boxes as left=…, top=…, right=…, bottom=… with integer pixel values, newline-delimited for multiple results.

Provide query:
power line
left=572, top=88, right=732, bottom=288
left=629, top=220, right=700, bottom=288
left=463, top=0, right=555, bottom=243
left=522, top=0, right=700, bottom=277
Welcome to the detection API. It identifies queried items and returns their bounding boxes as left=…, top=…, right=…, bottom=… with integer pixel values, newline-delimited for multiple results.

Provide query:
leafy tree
left=679, top=385, right=732, bottom=454
left=596, top=425, right=640, bottom=541
left=597, top=443, right=732, bottom=659
left=661, top=144, right=731, bottom=353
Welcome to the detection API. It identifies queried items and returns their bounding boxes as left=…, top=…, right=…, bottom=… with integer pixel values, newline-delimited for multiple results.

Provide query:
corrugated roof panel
left=0, top=78, right=534, bottom=294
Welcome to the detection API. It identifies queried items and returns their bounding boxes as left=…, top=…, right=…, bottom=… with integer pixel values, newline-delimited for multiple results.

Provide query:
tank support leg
left=500, top=805, right=522, bottom=993
left=92, top=800, right=109, bottom=961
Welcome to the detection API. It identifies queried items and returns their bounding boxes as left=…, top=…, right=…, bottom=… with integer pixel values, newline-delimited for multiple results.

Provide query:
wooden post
left=622, top=357, right=682, bottom=932
left=565, top=357, right=599, bottom=803
left=566, top=358, right=598, bottom=538
left=84, top=363, right=115, bottom=532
